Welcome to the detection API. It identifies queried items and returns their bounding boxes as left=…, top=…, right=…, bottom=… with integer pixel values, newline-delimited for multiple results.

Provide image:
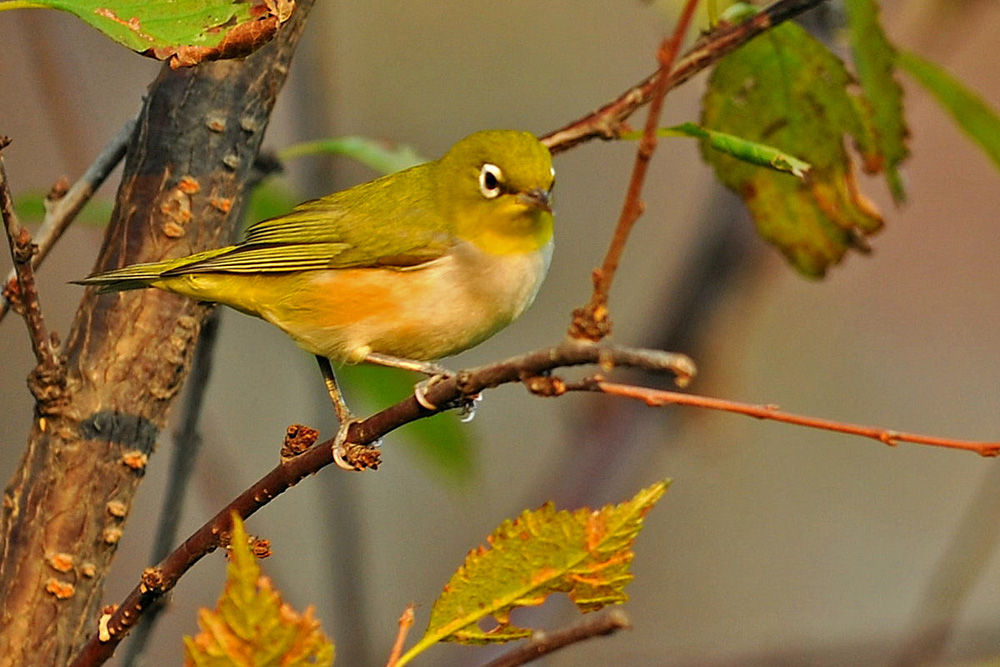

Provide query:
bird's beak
left=518, top=188, right=552, bottom=213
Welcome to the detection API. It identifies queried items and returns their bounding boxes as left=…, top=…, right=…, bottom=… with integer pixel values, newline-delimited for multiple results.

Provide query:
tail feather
left=75, top=247, right=233, bottom=293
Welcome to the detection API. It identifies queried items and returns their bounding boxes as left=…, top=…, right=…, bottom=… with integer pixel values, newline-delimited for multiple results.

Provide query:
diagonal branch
left=541, top=0, right=829, bottom=153
left=68, top=341, right=695, bottom=666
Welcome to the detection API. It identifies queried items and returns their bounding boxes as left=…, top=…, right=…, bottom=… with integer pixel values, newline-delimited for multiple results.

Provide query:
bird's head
left=436, top=130, right=555, bottom=256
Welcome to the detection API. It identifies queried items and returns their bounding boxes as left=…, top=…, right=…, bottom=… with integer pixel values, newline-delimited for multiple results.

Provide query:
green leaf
left=897, top=49, right=1000, bottom=172
left=279, top=137, right=426, bottom=176
left=0, top=0, right=293, bottom=68
left=844, top=0, right=909, bottom=202
left=396, top=481, right=669, bottom=665
left=701, top=18, right=883, bottom=277
left=623, top=123, right=811, bottom=177
left=336, top=364, right=477, bottom=484
left=183, top=514, right=335, bottom=667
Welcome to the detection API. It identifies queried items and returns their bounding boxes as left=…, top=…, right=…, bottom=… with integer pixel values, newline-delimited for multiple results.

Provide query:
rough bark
left=0, top=4, right=312, bottom=664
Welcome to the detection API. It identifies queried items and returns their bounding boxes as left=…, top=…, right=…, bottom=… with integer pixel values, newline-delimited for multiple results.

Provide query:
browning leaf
left=701, top=16, right=884, bottom=277
left=395, top=482, right=668, bottom=666
left=7, top=0, right=294, bottom=67
left=183, top=514, right=334, bottom=667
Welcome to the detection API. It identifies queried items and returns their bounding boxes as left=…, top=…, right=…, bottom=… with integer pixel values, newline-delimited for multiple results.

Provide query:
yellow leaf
left=396, top=481, right=669, bottom=666
left=183, top=514, right=334, bottom=667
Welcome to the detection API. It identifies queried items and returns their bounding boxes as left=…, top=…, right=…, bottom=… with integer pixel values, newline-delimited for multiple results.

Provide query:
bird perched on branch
left=78, top=129, right=556, bottom=468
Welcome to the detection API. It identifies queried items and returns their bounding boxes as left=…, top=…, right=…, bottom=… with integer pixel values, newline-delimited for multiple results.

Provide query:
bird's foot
left=331, top=419, right=381, bottom=471
left=415, top=372, right=481, bottom=419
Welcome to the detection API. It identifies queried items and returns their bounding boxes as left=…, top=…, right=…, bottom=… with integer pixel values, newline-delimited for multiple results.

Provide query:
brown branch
left=481, top=609, right=631, bottom=667
left=592, top=381, right=1000, bottom=457
left=1, top=5, right=314, bottom=665
left=0, top=138, right=64, bottom=397
left=68, top=341, right=694, bottom=666
left=0, top=118, right=134, bottom=324
left=541, top=0, right=829, bottom=153
left=566, top=0, right=699, bottom=343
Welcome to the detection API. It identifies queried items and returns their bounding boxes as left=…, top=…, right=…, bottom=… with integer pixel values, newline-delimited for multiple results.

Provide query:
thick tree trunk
left=0, top=5, right=311, bottom=664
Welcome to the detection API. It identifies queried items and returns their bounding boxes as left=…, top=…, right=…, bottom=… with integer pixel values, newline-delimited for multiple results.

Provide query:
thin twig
left=481, top=609, right=631, bottom=667
left=541, top=0, right=829, bottom=153
left=592, top=381, right=1000, bottom=457
left=0, top=117, right=133, bottom=324
left=0, top=137, right=55, bottom=366
left=567, top=0, right=700, bottom=342
left=385, top=605, right=415, bottom=667
left=67, top=341, right=694, bottom=667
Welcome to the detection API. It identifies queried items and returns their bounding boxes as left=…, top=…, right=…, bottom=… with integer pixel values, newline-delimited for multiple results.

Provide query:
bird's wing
left=160, top=243, right=353, bottom=275
left=212, top=167, right=453, bottom=272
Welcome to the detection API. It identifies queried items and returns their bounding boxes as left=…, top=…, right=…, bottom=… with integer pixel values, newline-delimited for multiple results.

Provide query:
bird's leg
left=316, top=355, right=367, bottom=471
left=362, top=352, right=467, bottom=411
left=363, top=352, right=450, bottom=377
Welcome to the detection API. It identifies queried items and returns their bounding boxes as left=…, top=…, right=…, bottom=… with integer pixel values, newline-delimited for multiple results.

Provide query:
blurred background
left=2, top=1, right=1000, bottom=665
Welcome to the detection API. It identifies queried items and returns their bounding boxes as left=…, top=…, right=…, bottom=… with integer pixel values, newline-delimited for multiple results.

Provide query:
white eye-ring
left=478, top=163, right=503, bottom=199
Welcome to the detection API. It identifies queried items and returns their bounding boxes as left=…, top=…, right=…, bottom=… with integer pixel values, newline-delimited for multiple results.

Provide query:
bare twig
left=567, top=0, right=699, bottom=343
left=592, top=381, right=1000, bottom=457
left=0, top=138, right=57, bottom=368
left=541, top=0, right=829, bottom=153
left=0, top=118, right=133, bottom=324
left=68, top=341, right=694, bottom=666
left=481, top=609, right=631, bottom=667
left=385, top=605, right=415, bottom=667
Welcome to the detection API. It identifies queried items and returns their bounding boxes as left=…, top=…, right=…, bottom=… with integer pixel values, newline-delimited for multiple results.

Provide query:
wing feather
left=236, top=161, right=455, bottom=268
left=161, top=243, right=352, bottom=274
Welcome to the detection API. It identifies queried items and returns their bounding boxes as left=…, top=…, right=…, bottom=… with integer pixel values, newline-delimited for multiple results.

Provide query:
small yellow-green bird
left=79, top=130, right=555, bottom=466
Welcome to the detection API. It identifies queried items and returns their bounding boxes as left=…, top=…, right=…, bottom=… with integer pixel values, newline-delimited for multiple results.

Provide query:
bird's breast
left=263, top=239, right=552, bottom=363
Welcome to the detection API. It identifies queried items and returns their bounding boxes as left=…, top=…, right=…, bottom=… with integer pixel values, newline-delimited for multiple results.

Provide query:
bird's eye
left=478, top=163, right=503, bottom=199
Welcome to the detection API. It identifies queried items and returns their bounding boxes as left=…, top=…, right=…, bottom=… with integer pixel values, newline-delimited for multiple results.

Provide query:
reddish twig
left=567, top=0, right=700, bottom=343
left=0, top=137, right=58, bottom=368
left=593, top=381, right=1000, bottom=457
left=481, top=609, right=631, bottom=667
left=67, top=341, right=694, bottom=666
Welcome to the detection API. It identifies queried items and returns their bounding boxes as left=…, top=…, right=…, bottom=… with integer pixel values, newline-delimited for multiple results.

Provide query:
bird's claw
left=458, top=393, right=482, bottom=422
left=414, top=373, right=481, bottom=419
left=331, top=419, right=381, bottom=471
left=414, top=373, right=450, bottom=410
